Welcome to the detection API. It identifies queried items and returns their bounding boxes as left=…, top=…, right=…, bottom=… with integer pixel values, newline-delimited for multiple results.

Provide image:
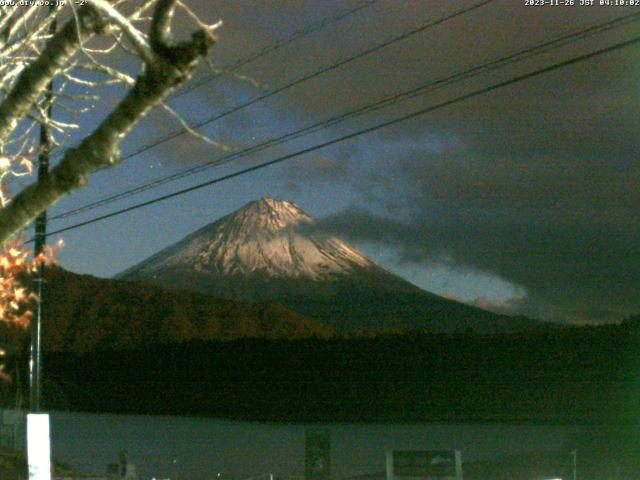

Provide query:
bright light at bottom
left=27, top=413, right=51, bottom=480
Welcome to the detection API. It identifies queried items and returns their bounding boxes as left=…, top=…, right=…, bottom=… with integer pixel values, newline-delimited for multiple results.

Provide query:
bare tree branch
left=150, top=0, right=178, bottom=50
left=0, top=5, right=106, bottom=146
left=0, top=2, right=217, bottom=243
left=87, top=0, right=156, bottom=64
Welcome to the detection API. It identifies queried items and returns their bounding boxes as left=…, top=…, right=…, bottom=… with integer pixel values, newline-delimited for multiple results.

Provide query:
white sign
left=27, top=413, right=51, bottom=480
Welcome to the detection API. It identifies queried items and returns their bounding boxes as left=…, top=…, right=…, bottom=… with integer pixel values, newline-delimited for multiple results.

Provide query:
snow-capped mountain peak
left=122, top=197, right=375, bottom=280
left=226, top=197, right=313, bottom=234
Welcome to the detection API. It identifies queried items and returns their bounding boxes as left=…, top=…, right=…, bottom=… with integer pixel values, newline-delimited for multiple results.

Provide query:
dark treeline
left=2, top=317, right=638, bottom=424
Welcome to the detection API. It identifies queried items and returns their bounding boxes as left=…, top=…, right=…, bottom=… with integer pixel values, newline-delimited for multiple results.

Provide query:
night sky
left=24, top=0, right=640, bottom=324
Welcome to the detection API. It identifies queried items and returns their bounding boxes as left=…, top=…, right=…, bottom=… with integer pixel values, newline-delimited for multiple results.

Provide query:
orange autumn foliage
left=0, top=238, right=59, bottom=328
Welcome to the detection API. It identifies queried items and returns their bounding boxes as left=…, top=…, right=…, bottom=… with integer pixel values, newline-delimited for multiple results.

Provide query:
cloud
left=312, top=196, right=639, bottom=323
left=280, top=14, right=640, bottom=323
left=159, top=1, right=640, bottom=323
left=285, top=155, right=349, bottom=191
left=440, top=292, right=524, bottom=315
left=470, top=295, right=526, bottom=315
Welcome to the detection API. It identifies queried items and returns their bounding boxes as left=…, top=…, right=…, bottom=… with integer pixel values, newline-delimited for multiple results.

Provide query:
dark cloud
left=166, top=1, right=640, bottom=322
left=313, top=195, right=640, bottom=323
left=253, top=3, right=640, bottom=323
left=285, top=155, right=350, bottom=190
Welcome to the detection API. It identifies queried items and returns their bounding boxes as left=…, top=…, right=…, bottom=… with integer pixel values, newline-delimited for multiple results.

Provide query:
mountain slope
left=119, top=198, right=539, bottom=333
left=0, top=267, right=335, bottom=354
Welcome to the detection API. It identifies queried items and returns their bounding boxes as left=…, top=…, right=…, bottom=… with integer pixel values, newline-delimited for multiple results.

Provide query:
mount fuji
left=118, top=198, right=538, bottom=333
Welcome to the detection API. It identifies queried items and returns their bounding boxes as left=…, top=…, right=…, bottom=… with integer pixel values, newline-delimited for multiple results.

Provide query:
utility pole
left=30, top=3, right=56, bottom=414
left=27, top=34, right=56, bottom=469
left=571, top=449, right=577, bottom=480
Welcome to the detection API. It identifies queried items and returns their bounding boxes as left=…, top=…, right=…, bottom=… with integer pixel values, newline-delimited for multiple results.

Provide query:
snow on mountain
left=121, top=197, right=376, bottom=280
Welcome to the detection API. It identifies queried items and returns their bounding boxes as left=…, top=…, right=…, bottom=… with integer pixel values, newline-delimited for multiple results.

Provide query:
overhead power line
left=121, top=0, right=495, bottom=160
left=173, top=0, right=382, bottom=100
left=49, top=10, right=640, bottom=221
left=47, top=0, right=380, bottom=163
left=34, top=35, right=640, bottom=241
left=49, top=0, right=495, bottom=168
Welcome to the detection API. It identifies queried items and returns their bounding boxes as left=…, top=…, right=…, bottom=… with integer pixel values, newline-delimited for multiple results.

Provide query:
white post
left=455, top=450, right=463, bottom=480
left=27, top=413, right=51, bottom=480
left=385, top=451, right=394, bottom=480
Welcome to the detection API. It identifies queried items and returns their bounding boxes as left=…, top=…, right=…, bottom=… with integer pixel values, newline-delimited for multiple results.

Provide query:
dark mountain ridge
left=0, top=267, right=335, bottom=355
